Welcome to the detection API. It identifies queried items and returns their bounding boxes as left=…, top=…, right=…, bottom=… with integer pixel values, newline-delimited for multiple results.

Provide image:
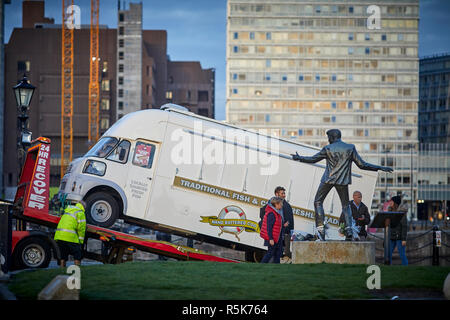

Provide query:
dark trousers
left=314, top=182, right=352, bottom=229
left=261, top=242, right=283, bottom=264
left=283, top=233, right=291, bottom=258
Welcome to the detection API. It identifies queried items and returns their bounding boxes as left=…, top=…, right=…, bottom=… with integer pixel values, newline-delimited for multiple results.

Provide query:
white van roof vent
left=160, top=104, right=190, bottom=112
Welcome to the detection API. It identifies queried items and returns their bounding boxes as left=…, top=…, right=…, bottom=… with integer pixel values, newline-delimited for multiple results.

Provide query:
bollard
left=432, top=225, right=440, bottom=266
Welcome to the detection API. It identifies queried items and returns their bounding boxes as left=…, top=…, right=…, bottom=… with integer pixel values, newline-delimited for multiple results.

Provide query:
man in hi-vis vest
left=54, top=200, right=87, bottom=267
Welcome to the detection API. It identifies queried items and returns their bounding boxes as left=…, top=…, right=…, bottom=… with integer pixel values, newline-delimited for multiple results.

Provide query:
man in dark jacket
left=388, top=195, right=408, bottom=265
left=339, top=191, right=370, bottom=240
left=259, top=187, right=293, bottom=261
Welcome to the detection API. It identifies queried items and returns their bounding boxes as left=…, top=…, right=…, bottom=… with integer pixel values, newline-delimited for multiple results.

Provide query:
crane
left=88, top=0, right=100, bottom=148
left=61, top=0, right=74, bottom=179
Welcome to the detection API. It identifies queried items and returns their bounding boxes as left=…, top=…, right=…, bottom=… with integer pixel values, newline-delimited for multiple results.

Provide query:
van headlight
left=83, top=160, right=106, bottom=176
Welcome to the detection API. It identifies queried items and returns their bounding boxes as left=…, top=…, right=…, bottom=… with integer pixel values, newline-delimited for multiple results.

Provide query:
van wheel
left=13, top=237, right=52, bottom=270
left=85, top=192, right=119, bottom=228
left=245, top=250, right=265, bottom=263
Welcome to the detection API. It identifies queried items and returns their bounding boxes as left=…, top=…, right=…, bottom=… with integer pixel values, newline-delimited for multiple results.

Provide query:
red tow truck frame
left=8, top=137, right=239, bottom=269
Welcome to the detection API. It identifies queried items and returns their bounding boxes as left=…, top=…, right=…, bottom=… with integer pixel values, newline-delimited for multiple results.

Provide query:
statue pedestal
left=291, top=241, right=375, bottom=264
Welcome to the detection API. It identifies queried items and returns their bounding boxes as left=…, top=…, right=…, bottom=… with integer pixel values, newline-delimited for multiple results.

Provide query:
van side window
left=132, top=142, right=156, bottom=169
left=107, top=140, right=131, bottom=163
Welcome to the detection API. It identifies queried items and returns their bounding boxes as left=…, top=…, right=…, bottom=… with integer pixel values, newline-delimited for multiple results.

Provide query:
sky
left=4, top=0, right=450, bottom=121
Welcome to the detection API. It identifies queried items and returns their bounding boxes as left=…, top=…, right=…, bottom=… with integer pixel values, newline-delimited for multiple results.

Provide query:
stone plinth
left=292, top=241, right=375, bottom=264
left=38, top=275, right=79, bottom=300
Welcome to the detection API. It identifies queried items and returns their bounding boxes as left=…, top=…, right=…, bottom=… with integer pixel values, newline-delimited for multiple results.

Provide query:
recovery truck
left=5, top=136, right=237, bottom=271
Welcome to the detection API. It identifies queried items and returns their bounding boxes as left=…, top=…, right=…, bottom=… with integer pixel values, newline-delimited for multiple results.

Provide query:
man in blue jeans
left=388, top=196, right=408, bottom=265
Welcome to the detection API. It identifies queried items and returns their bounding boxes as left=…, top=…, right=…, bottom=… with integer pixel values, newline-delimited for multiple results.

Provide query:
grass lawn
left=8, top=261, right=450, bottom=300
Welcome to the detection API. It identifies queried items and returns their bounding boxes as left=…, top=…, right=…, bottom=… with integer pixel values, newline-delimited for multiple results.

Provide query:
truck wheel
left=13, top=237, right=52, bottom=270
left=85, top=192, right=119, bottom=228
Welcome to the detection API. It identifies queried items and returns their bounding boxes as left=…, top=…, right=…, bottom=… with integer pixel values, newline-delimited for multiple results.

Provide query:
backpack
left=258, top=204, right=267, bottom=230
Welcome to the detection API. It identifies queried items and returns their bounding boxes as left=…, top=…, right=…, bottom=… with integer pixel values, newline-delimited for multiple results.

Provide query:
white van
left=58, top=104, right=378, bottom=258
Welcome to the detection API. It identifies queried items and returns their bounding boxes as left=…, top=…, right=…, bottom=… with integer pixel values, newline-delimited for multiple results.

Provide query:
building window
left=101, top=99, right=110, bottom=110
left=365, top=102, right=370, bottom=109
left=348, top=47, right=354, bottom=55
left=198, top=91, right=209, bottom=102
left=315, top=6, right=321, bottom=13
left=101, top=80, right=110, bottom=91
left=332, top=102, right=337, bottom=109
left=265, top=114, right=270, bottom=122
left=364, top=129, right=369, bottom=136
left=331, top=74, right=337, bottom=81
left=198, top=108, right=209, bottom=117
left=118, top=77, right=124, bottom=85
left=250, top=32, right=255, bottom=40
left=348, top=101, right=353, bottom=109
left=146, top=85, right=150, bottom=96
left=282, top=75, right=287, bottom=81
left=118, top=101, right=123, bottom=110
left=266, top=32, right=271, bottom=40
left=348, top=33, right=354, bottom=41
left=119, top=39, right=124, bottom=47
left=365, top=34, right=370, bottom=41
left=348, top=74, right=353, bottom=81
left=233, top=32, right=238, bottom=39
left=266, top=60, right=271, bottom=67
left=398, top=34, right=404, bottom=41
left=315, top=74, right=320, bottom=81
left=119, top=51, right=124, bottom=60
left=365, top=47, right=370, bottom=54
left=299, top=75, right=304, bottom=81
left=119, top=64, right=124, bottom=72
left=119, top=13, right=124, bottom=22
left=233, top=73, right=237, bottom=80
left=119, top=26, right=124, bottom=35
left=298, top=129, right=303, bottom=136
left=233, top=46, right=238, bottom=53
left=100, top=118, right=110, bottom=130
left=266, top=74, right=271, bottom=81
left=381, top=34, right=387, bottom=41
left=331, top=116, right=336, bottom=123
left=18, top=60, right=31, bottom=73
left=232, top=88, right=238, bottom=94
left=166, top=91, right=173, bottom=100
left=118, top=89, right=123, bottom=97
left=102, top=61, right=108, bottom=73
left=349, top=6, right=354, bottom=13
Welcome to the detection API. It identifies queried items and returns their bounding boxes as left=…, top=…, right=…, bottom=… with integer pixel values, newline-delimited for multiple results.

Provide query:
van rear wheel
left=85, top=192, right=119, bottom=228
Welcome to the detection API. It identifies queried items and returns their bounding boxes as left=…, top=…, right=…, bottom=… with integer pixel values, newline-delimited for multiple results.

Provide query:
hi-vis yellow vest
left=54, top=203, right=87, bottom=244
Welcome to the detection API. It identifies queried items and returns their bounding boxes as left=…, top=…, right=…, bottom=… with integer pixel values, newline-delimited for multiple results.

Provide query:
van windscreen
left=85, top=137, right=119, bottom=158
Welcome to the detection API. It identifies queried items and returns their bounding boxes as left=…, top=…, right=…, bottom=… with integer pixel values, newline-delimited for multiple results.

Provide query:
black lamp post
left=13, top=75, right=35, bottom=179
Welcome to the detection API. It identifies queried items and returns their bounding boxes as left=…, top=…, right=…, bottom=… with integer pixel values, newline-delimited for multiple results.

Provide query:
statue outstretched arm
left=291, top=148, right=327, bottom=163
left=352, top=147, right=393, bottom=172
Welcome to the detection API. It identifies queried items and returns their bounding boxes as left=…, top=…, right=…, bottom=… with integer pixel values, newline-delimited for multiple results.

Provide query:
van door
left=124, top=140, right=159, bottom=219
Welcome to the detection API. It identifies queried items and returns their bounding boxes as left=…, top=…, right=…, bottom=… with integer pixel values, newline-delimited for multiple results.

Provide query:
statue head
left=326, top=129, right=341, bottom=144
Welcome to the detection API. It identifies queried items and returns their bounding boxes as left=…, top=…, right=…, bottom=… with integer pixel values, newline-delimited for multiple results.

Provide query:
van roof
left=160, top=104, right=322, bottom=152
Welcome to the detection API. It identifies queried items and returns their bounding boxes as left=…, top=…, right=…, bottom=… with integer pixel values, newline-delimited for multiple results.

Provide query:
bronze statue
left=292, top=129, right=393, bottom=241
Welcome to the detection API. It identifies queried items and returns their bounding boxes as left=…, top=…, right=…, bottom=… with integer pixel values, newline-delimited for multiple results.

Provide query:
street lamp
left=13, top=75, right=35, bottom=174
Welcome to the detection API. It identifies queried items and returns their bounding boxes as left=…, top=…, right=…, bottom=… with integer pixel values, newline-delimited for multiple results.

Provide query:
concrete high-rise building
left=117, top=2, right=142, bottom=120
left=2, top=0, right=215, bottom=195
left=226, top=0, right=419, bottom=215
left=419, top=53, right=450, bottom=144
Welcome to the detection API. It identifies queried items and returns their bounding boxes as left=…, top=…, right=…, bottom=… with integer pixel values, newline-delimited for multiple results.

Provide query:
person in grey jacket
left=292, top=129, right=393, bottom=241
